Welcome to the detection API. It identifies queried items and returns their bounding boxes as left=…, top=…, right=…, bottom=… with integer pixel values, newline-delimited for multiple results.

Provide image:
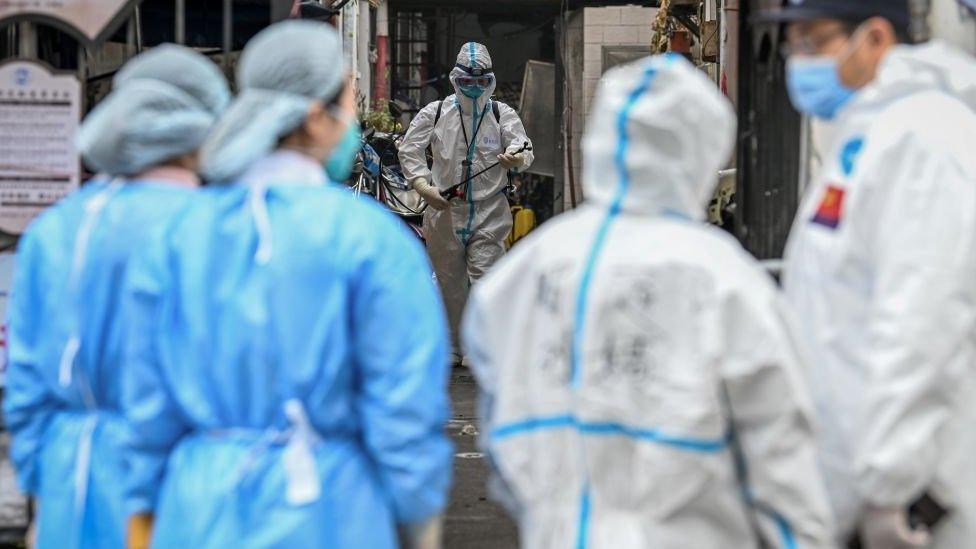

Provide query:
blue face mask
left=786, top=55, right=857, bottom=120
left=460, top=84, right=486, bottom=99
left=325, top=119, right=362, bottom=183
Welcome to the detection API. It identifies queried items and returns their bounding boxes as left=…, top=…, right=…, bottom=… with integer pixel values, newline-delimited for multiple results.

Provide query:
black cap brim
left=753, top=7, right=840, bottom=23
left=752, top=5, right=893, bottom=25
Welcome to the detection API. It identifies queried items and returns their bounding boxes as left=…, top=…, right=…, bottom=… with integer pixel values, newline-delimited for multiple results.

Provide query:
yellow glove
left=127, top=513, right=154, bottom=549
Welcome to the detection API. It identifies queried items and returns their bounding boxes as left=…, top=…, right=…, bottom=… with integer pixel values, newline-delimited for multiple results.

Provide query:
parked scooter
left=346, top=103, right=427, bottom=241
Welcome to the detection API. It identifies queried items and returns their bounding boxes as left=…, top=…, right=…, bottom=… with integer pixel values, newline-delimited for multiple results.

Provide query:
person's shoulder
left=474, top=208, right=588, bottom=297
left=21, top=183, right=102, bottom=242
left=507, top=207, right=587, bottom=257
left=418, top=99, right=446, bottom=116
left=494, top=99, right=514, bottom=114
left=877, top=89, right=976, bottom=146
left=116, top=182, right=196, bottom=213
left=863, top=90, right=976, bottom=181
left=288, top=185, right=422, bottom=249
left=124, top=181, right=196, bottom=198
left=157, top=185, right=228, bottom=220
left=658, top=221, right=779, bottom=299
left=50, top=182, right=106, bottom=213
left=148, top=185, right=236, bottom=242
left=285, top=183, right=385, bottom=215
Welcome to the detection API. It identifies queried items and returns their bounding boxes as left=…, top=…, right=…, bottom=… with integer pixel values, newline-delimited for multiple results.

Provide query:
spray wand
left=439, top=142, right=533, bottom=201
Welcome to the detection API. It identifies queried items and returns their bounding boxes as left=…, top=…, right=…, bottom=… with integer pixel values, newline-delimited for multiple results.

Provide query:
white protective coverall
left=463, top=54, right=834, bottom=549
left=399, top=42, right=534, bottom=355
left=783, top=40, right=976, bottom=546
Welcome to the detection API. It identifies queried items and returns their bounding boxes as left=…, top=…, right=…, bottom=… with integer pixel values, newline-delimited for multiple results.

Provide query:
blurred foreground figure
left=462, top=55, right=835, bottom=549
left=121, top=21, right=452, bottom=549
left=3, top=45, right=229, bottom=549
left=765, top=1, right=976, bottom=547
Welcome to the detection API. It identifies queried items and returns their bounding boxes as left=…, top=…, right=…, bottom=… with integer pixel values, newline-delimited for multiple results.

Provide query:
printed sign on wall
left=0, top=60, right=80, bottom=235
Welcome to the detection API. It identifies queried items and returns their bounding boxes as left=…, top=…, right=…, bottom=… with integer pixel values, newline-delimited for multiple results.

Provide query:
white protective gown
left=783, top=40, right=976, bottom=546
left=399, top=42, right=534, bottom=354
left=463, top=55, right=835, bottom=549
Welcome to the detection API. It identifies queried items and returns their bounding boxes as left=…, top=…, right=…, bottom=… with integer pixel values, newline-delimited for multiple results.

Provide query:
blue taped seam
left=563, top=55, right=677, bottom=549
left=737, top=443, right=797, bottom=549
left=492, top=414, right=575, bottom=438
left=491, top=414, right=729, bottom=453
left=459, top=100, right=488, bottom=246
left=569, top=63, right=661, bottom=388
left=765, top=509, right=797, bottom=549
left=575, top=487, right=591, bottom=549
left=464, top=98, right=477, bottom=244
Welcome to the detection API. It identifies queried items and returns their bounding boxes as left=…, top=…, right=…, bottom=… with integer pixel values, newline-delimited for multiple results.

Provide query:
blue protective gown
left=121, top=152, right=453, bottom=548
left=4, top=180, right=198, bottom=549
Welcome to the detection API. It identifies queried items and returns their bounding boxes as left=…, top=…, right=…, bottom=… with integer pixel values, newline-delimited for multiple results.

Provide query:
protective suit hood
left=853, top=40, right=976, bottom=113
left=582, top=55, right=736, bottom=220
left=200, top=20, right=347, bottom=183
left=450, top=42, right=497, bottom=113
left=77, top=45, right=229, bottom=176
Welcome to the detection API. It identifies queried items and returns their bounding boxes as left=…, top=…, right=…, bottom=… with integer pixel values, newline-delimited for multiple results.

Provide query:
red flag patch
left=811, top=185, right=845, bottom=229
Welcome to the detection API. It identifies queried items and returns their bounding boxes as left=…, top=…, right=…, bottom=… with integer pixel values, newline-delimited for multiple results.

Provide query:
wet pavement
left=444, top=368, right=518, bottom=549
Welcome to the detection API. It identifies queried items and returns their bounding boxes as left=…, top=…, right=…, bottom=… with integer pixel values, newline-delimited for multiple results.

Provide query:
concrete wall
left=581, top=5, right=656, bottom=119
left=563, top=5, right=657, bottom=211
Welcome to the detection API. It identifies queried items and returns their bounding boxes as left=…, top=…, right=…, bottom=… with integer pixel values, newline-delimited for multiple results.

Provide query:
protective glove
left=399, top=515, right=444, bottom=549
left=497, top=153, right=524, bottom=170
left=861, top=507, right=932, bottom=549
left=413, top=177, right=450, bottom=211
left=127, top=513, right=154, bottom=549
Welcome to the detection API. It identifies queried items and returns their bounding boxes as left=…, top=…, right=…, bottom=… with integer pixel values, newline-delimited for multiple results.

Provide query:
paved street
left=444, top=368, right=518, bottom=549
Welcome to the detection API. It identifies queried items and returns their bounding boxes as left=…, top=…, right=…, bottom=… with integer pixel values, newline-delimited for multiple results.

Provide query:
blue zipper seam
left=567, top=56, right=674, bottom=549
left=570, top=62, right=663, bottom=389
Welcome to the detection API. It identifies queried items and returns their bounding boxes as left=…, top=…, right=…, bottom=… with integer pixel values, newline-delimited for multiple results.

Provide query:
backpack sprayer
left=439, top=142, right=533, bottom=201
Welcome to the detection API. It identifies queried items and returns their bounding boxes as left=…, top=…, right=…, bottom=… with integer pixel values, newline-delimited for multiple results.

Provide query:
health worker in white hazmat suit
left=763, top=1, right=976, bottom=547
left=399, top=42, right=534, bottom=364
left=462, top=54, right=835, bottom=549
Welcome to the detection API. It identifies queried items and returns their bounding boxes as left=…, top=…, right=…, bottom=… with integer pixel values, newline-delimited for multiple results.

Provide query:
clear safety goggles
left=456, top=74, right=494, bottom=88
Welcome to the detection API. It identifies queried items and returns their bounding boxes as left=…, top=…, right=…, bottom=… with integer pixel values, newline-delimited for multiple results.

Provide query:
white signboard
left=0, top=0, right=138, bottom=44
left=0, top=61, right=80, bottom=235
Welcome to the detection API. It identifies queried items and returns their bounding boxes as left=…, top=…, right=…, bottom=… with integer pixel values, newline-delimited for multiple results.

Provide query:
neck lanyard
left=459, top=100, right=491, bottom=157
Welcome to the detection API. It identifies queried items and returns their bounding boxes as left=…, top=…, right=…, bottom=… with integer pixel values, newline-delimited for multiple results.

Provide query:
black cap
left=757, top=0, right=910, bottom=33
